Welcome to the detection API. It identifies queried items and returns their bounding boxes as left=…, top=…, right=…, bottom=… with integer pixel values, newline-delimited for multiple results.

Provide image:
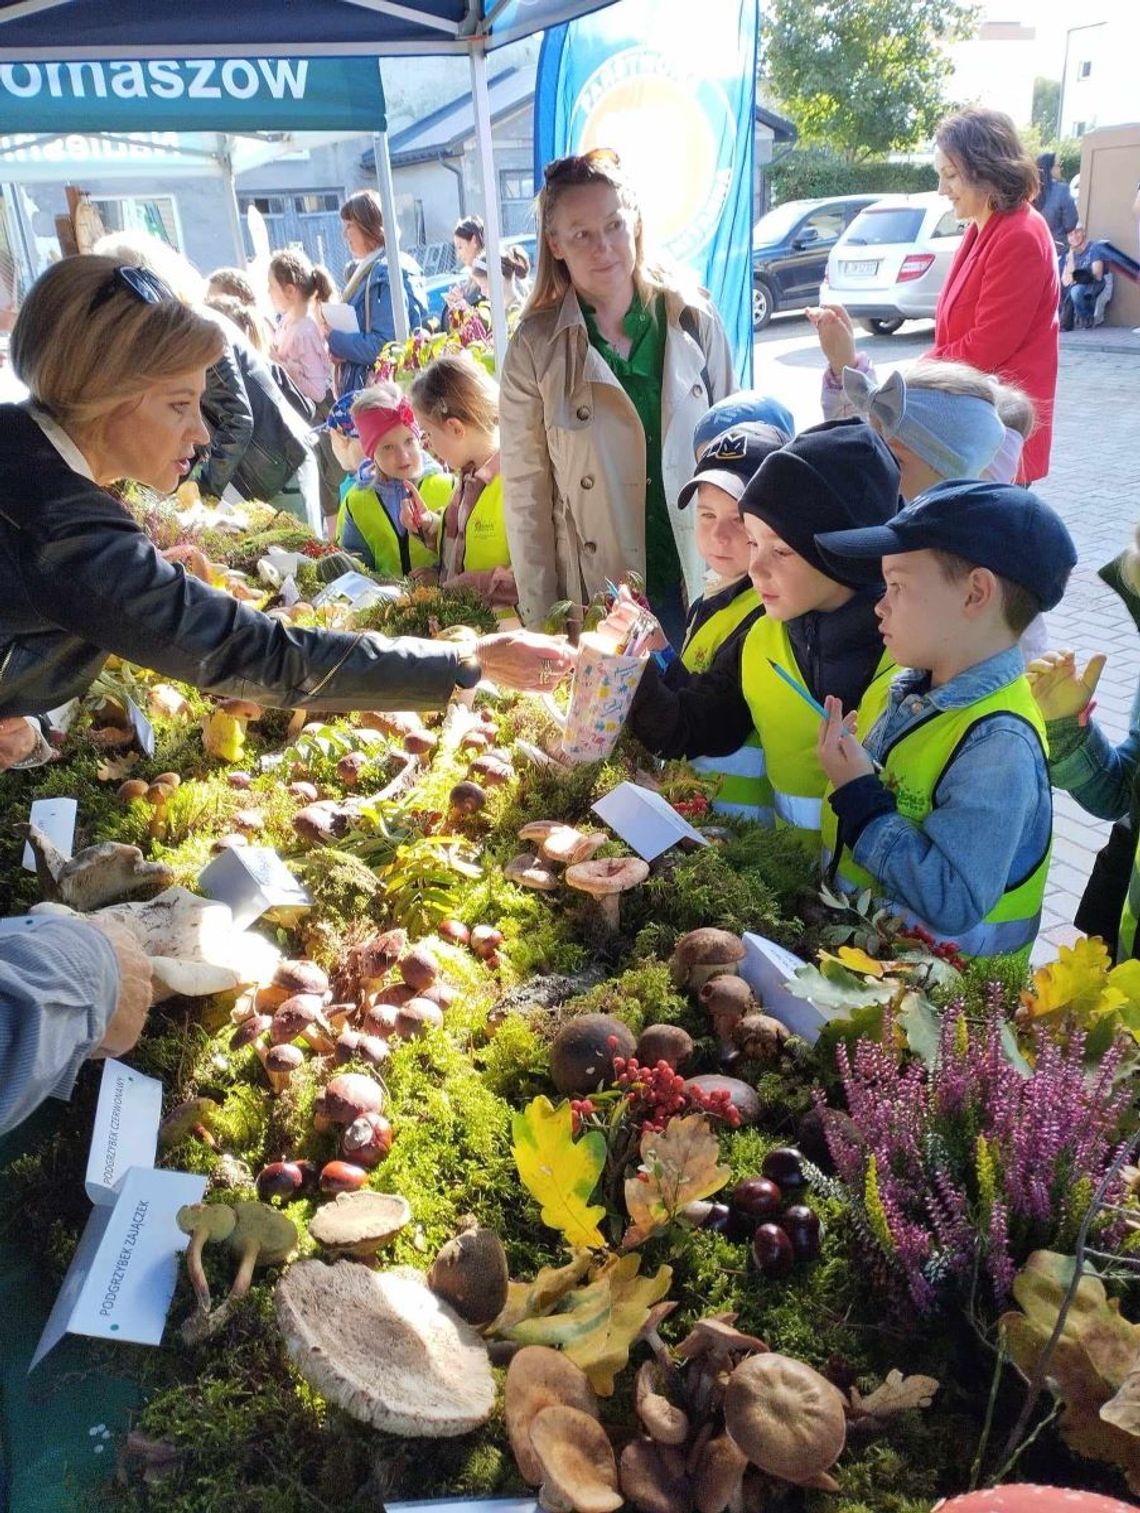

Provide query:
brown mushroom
left=353, top=929, right=407, bottom=985
left=117, top=778, right=149, bottom=803
left=336, top=751, right=368, bottom=787
left=405, top=728, right=438, bottom=756
left=308, top=1190, right=411, bottom=1259
left=698, top=976, right=755, bottom=1051
left=722, top=1351, right=847, bottom=1487
left=505, top=1346, right=601, bottom=1486
left=274, top=960, right=329, bottom=997
left=732, top=1012, right=792, bottom=1063
left=619, top=1439, right=691, bottom=1513
left=564, top=857, right=649, bottom=933
left=550, top=1014, right=636, bottom=1095
left=227, top=770, right=253, bottom=790
left=176, top=1202, right=236, bottom=1315
left=529, top=1405, right=622, bottom=1513
left=449, top=781, right=487, bottom=820
left=670, top=928, right=745, bottom=991
left=469, top=754, right=513, bottom=786
left=419, top=980, right=458, bottom=1010
left=635, top=1361, right=689, bottom=1446
left=427, top=1218, right=509, bottom=1326
left=394, top=997, right=445, bottom=1039
left=314, top=1073, right=385, bottom=1126
left=288, top=780, right=320, bottom=802
left=438, top=918, right=470, bottom=947
left=399, top=945, right=440, bottom=993
left=233, top=808, right=265, bottom=833
left=230, top=1013, right=271, bottom=1051
left=635, top=1024, right=694, bottom=1070
left=293, top=802, right=351, bottom=845
left=692, top=1436, right=748, bottom=1513
left=261, top=1042, right=304, bottom=1095
left=158, top=1097, right=221, bottom=1151
left=541, top=826, right=607, bottom=867
left=505, top=852, right=561, bottom=891
left=144, top=781, right=177, bottom=839
left=271, top=994, right=335, bottom=1053
left=357, top=709, right=426, bottom=740
left=518, top=820, right=564, bottom=845
left=469, top=924, right=503, bottom=960
left=335, top=1029, right=389, bottom=1067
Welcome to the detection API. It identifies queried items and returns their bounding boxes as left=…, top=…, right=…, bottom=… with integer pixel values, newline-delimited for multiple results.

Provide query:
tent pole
left=219, top=137, right=246, bottom=266
left=372, top=125, right=409, bottom=344
left=469, top=40, right=507, bottom=373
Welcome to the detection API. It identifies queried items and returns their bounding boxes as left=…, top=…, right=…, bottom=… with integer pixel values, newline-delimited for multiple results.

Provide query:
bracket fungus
left=529, top=1405, right=622, bottom=1513
left=427, top=1218, right=509, bottom=1326
left=564, top=857, right=649, bottom=933
left=505, top=1345, right=601, bottom=1486
left=275, top=1261, right=495, bottom=1436
left=722, top=1351, right=846, bottom=1489
left=308, top=1191, right=411, bottom=1259
left=18, top=824, right=173, bottom=911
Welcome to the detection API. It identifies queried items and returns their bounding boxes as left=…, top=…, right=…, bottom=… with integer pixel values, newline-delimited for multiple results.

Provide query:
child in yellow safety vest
left=815, top=481, right=1076, bottom=964
left=338, top=383, right=453, bottom=580
left=407, top=354, right=517, bottom=618
left=609, top=424, right=786, bottom=820
left=627, top=419, right=903, bottom=851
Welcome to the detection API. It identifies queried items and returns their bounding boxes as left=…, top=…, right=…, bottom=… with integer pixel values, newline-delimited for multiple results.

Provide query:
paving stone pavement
left=756, top=319, right=1140, bottom=962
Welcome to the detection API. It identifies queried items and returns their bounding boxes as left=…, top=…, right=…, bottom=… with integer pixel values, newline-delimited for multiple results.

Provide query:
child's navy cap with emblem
left=815, top=479, right=1077, bottom=612
left=677, top=423, right=787, bottom=509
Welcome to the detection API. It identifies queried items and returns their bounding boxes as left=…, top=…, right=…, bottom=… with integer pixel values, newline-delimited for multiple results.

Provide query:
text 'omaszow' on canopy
left=0, top=58, right=312, bottom=104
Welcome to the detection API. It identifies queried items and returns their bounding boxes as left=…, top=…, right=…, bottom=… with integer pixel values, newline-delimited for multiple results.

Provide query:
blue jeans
left=1072, top=279, right=1106, bottom=321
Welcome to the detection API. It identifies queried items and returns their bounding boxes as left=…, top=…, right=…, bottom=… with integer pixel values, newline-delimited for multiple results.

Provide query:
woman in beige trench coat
left=500, top=149, right=735, bottom=635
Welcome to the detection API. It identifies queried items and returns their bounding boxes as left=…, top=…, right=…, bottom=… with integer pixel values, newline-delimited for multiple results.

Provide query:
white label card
left=21, top=796, right=77, bottom=872
left=199, top=846, right=311, bottom=929
left=85, top=1058, right=163, bottom=1205
left=30, top=1166, right=207, bottom=1368
left=591, top=782, right=709, bottom=862
left=125, top=696, right=156, bottom=758
left=739, top=933, right=818, bottom=1043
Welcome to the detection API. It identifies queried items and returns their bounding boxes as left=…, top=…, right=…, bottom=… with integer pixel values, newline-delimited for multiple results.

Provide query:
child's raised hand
left=817, top=695, right=874, bottom=788
left=1025, top=649, right=1106, bottom=721
left=806, top=303, right=857, bottom=378
left=400, top=481, right=430, bottom=535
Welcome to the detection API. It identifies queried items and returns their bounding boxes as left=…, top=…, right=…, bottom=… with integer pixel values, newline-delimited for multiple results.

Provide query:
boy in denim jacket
left=813, top=481, right=1076, bottom=962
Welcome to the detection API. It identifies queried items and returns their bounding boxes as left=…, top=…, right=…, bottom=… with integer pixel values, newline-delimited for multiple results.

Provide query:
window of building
left=1077, top=59, right=1092, bottom=80
left=89, top=193, right=183, bottom=250
left=499, top=168, right=534, bottom=235
left=1072, top=121, right=1087, bottom=137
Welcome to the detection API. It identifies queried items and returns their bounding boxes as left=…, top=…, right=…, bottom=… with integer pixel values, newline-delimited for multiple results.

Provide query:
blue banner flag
left=0, top=55, right=385, bottom=133
left=535, top=0, right=758, bottom=385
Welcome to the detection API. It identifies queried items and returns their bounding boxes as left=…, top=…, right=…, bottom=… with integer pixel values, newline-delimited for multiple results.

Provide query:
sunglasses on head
left=543, top=147, right=621, bottom=185
left=88, top=264, right=175, bottom=316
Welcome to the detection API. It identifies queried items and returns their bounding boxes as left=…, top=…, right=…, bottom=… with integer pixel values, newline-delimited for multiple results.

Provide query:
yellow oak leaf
left=835, top=945, right=887, bottom=978
left=511, top=1096, right=606, bottom=1249
left=488, top=1251, right=594, bottom=1335
left=506, top=1252, right=673, bottom=1396
left=1025, top=936, right=1122, bottom=1021
left=95, top=753, right=138, bottom=783
left=623, top=1114, right=731, bottom=1248
left=850, top=1368, right=940, bottom=1418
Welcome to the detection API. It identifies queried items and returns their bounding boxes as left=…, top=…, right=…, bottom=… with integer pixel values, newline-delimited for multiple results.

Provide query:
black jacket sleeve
left=200, top=340, right=255, bottom=497
left=628, top=637, right=754, bottom=759
left=3, top=453, right=463, bottom=716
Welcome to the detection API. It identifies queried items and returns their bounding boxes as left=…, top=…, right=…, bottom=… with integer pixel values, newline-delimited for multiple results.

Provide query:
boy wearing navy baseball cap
left=813, top=480, right=1077, bottom=963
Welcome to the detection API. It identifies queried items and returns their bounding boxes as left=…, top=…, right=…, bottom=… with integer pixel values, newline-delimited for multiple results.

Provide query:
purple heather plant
left=820, top=992, right=1131, bottom=1312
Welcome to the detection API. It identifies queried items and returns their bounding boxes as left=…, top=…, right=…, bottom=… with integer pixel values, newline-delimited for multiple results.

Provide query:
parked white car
left=819, top=192, right=966, bottom=335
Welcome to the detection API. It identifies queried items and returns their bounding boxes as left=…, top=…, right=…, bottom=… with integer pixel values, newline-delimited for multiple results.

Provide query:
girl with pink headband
left=336, top=381, right=453, bottom=578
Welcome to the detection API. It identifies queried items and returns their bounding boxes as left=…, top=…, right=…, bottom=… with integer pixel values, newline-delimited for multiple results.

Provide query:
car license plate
left=841, top=260, right=880, bottom=276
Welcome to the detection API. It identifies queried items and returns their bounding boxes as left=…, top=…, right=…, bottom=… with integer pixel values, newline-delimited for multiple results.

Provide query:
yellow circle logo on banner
left=571, top=47, right=734, bottom=260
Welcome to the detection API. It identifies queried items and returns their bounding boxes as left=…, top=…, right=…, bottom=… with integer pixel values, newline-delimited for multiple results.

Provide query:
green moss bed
left=2, top=577, right=1137, bottom=1511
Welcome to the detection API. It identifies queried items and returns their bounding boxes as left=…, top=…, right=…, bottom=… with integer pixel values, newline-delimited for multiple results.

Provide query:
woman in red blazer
left=930, top=109, right=1059, bottom=482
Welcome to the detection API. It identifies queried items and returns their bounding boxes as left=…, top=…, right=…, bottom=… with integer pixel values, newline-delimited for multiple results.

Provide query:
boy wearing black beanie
left=815, top=480, right=1076, bottom=962
left=627, top=418, right=901, bottom=853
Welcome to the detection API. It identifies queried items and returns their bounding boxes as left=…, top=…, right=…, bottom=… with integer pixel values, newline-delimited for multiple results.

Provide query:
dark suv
left=752, top=195, right=883, bottom=330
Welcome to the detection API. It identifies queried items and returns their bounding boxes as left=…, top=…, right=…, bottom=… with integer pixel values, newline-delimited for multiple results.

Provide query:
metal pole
left=219, top=137, right=246, bottom=266
left=469, top=40, right=507, bottom=373
left=372, top=126, right=409, bottom=344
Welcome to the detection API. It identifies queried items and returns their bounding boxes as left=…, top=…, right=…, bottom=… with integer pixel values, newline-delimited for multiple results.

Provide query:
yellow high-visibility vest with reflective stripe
left=336, top=472, right=450, bottom=579
left=740, top=615, right=895, bottom=853
left=680, top=583, right=771, bottom=823
left=824, top=677, right=1051, bottom=964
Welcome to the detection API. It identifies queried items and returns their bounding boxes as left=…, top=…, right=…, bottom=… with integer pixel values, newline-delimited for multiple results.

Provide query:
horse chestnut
left=781, top=1204, right=822, bottom=1262
left=751, top=1222, right=795, bottom=1279
left=761, top=1146, right=808, bottom=1194
left=731, top=1176, right=783, bottom=1220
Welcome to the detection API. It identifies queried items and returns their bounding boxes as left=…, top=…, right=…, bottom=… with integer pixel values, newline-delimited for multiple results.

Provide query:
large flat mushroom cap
left=308, top=1192, right=412, bottom=1255
left=275, top=1260, right=495, bottom=1436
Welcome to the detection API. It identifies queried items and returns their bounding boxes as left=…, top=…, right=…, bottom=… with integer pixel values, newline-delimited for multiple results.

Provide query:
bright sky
left=994, top=0, right=1124, bottom=78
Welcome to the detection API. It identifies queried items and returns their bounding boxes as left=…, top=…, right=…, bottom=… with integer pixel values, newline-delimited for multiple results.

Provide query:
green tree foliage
left=763, top=0, right=981, bottom=158
left=1031, top=76, right=1061, bottom=138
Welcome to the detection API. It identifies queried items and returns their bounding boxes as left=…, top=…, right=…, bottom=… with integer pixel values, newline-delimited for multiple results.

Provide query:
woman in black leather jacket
left=0, top=256, right=572, bottom=760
